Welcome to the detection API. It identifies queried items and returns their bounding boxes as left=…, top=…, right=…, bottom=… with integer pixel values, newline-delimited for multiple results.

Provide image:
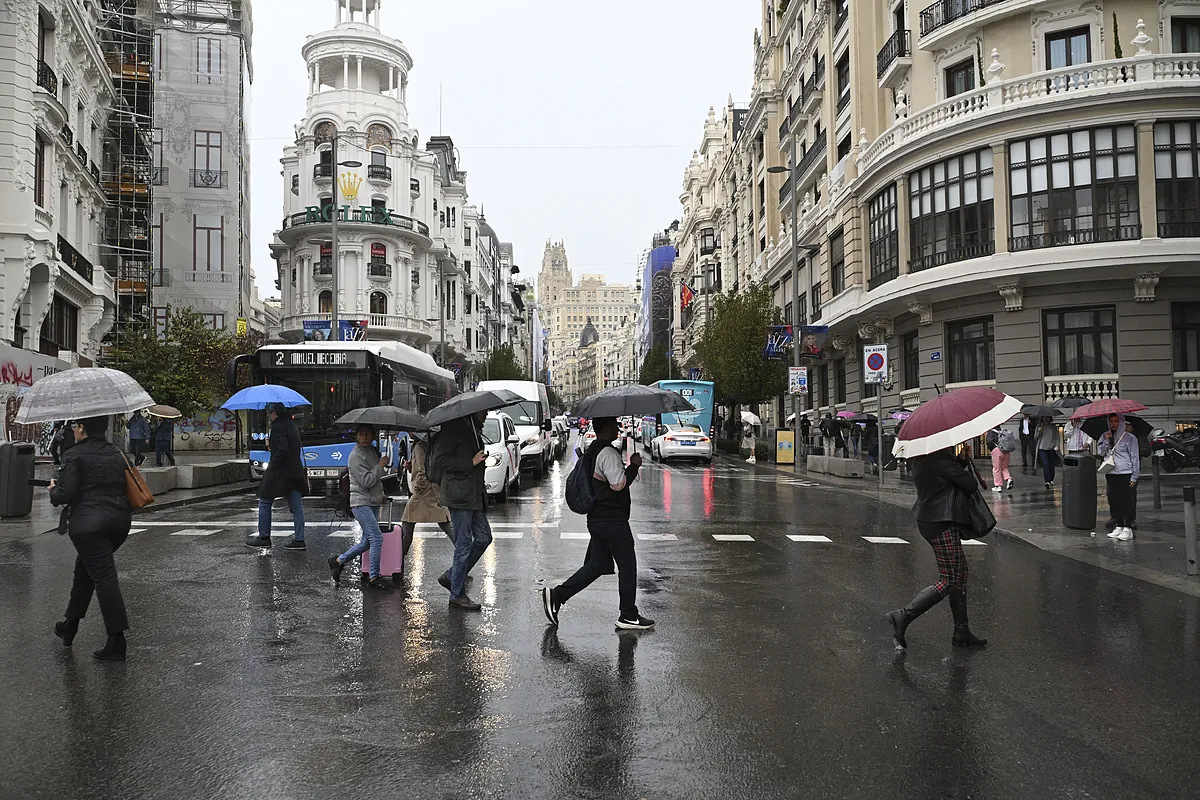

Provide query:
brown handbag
left=119, top=450, right=156, bottom=510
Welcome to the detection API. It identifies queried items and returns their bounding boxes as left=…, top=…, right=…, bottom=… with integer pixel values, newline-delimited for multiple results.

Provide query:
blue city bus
left=640, top=380, right=715, bottom=442
left=227, top=341, right=456, bottom=488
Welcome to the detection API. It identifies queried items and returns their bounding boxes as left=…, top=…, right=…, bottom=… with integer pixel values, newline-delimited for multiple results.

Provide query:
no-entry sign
left=863, top=345, right=888, bottom=384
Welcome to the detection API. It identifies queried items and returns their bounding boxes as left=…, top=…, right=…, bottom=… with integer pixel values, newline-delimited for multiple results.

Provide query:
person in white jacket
left=327, top=425, right=391, bottom=589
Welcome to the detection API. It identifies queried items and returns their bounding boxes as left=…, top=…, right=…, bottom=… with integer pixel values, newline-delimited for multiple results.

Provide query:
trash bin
left=0, top=442, right=37, bottom=518
left=1062, top=453, right=1097, bottom=530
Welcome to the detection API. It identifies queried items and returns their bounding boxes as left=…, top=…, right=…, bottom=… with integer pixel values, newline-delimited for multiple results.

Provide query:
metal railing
left=57, top=235, right=94, bottom=283
left=803, top=60, right=825, bottom=105
left=76, top=142, right=87, bottom=163
left=909, top=240, right=995, bottom=272
left=797, top=129, right=827, bottom=178
left=368, top=261, right=392, bottom=278
left=868, top=264, right=899, bottom=290
left=282, top=209, right=431, bottom=237
left=368, top=164, right=392, bottom=180
left=89, top=162, right=100, bottom=183
left=1159, top=220, right=1200, bottom=238
left=313, top=163, right=333, bottom=179
left=36, top=60, right=58, bottom=94
left=314, top=260, right=332, bottom=277
left=920, top=0, right=1011, bottom=38
left=877, top=30, right=911, bottom=79
left=60, top=124, right=73, bottom=146
left=189, top=169, right=227, bottom=188
left=1009, top=225, right=1141, bottom=252
left=151, top=166, right=168, bottom=186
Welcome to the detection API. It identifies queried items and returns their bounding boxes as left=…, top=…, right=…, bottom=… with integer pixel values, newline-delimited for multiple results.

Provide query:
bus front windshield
left=253, top=369, right=376, bottom=440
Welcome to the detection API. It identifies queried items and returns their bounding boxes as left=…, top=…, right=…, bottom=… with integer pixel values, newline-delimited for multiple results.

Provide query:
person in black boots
left=48, top=417, right=133, bottom=661
left=246, top=402, right=308, bottom=550
left=541, top=417, right=654, bottom=631
left=886, top=444, right=987, bottom=650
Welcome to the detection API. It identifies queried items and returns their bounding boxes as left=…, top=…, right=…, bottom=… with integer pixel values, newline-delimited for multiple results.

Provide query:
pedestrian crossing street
left=125, top=519, right=986, bottom=547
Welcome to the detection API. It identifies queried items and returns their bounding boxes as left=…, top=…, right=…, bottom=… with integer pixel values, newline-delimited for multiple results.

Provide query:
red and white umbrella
left=892, top=386, right=1024, bottom=459
left=1069, top=398, right=1148, bottom=421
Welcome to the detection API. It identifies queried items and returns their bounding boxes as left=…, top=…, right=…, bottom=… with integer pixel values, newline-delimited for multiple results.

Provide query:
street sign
left=930, top=350, right=942, bottom=362
left=864, top=344, right=888, bottom=384
left=788, top=366, right=808, bottom=395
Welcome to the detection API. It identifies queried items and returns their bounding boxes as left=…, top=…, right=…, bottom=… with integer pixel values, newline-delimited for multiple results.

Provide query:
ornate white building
left=271, top=0, right=517, bottom=378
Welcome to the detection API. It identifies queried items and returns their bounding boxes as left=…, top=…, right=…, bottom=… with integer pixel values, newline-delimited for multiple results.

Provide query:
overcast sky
left=248, top=0, right=760, bottom=300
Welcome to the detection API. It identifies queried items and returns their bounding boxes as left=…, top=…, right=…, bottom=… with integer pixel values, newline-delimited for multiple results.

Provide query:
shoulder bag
left=1097, top=432, right=1126, bottom=476
left=963, top=459, right=996, bottom=539
left=119, top=449, right=156, bottom=510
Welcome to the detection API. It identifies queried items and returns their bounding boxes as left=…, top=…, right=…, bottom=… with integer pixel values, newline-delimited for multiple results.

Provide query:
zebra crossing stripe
left=169, top=529, right=222, bottom=537
left=787, top=534, right=832, bottom=542
left=560, top=532, right=590, bottom=539
left=638, top=533, right=677, bottom=541
left=862, top=536, right=909, bottom=544
left=712, top=534, right=755, bottom=542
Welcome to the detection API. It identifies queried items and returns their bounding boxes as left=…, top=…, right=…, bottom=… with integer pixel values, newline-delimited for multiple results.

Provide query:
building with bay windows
left=271, top=0, right=518, bottom=381
left=708, top=0, right=1200, bottom=429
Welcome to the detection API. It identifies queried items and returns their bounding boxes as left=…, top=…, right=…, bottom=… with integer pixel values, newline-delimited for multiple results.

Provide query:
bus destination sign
left=260, top=351, right=368, bottom=368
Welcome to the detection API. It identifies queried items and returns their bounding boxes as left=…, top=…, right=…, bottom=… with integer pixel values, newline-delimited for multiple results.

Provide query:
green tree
left=481, top=344, right=528, bottom=382
left=637, top=348, right=683, bottom=386
left=106, top=308, right=242, bottom=418
left=694, top=284, right=788, bottom=413
left=546, top=385, right=564, bottom=414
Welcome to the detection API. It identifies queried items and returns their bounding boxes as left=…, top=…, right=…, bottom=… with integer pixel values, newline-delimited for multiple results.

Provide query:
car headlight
left=522, top=435, right=540, bottom=448
left=486, top=453, right=502, bottom=467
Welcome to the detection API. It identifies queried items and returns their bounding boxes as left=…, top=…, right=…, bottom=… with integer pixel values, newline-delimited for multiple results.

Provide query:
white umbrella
left=13, top=367, right=154, bottom=424
left=786, top=412, right=797, bottom=425
left=740, top=410, right=762, bottom=427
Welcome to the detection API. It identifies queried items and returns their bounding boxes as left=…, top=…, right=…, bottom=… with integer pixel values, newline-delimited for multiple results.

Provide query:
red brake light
left=665, top=436, right=676, bottom=442
left=699, top=437, right=709, bottom=442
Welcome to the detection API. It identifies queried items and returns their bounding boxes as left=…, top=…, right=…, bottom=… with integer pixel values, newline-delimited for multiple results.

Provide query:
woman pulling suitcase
left=328, top=424, right=393, bottom=590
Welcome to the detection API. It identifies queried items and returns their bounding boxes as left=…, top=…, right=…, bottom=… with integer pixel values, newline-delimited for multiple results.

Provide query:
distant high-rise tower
left=536, top=240, right=571, bottom=310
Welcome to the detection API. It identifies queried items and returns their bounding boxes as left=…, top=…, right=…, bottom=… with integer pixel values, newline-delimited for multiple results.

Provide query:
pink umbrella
left=836, top=410, right=857, bottom=419
left=892, top=387, right=1024, bottom=459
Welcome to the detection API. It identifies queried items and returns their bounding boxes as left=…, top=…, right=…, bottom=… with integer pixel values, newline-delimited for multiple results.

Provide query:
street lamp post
left=327, top=133, right=361, bottom=336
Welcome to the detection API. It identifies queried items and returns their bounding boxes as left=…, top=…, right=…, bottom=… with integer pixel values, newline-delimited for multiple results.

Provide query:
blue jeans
left=258, top=491, right=305, bottom=540
left=1040, top=449, right=1057, bottom=484
left=448, top=507, right=492, bottom=599
left=340, top=505, right=382, bottom=578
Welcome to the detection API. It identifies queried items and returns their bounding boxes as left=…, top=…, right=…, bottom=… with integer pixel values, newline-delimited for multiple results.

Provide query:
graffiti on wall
left=1, top=345, right=72, bottom=454
left=175, top=409, right=238, bottom=451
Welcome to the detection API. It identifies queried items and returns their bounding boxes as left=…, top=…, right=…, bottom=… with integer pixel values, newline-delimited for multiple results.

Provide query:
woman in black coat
left=48, top=416, right=133, bottom=661
left=886, top=445, right=987, bottom=649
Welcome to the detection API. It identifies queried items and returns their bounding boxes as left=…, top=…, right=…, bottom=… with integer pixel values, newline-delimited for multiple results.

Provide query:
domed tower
left=273, top=0, right=435, bottom=347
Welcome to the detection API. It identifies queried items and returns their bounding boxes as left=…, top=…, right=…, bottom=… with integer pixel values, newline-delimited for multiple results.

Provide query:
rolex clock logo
left=338, top=173, right=362, bottom=203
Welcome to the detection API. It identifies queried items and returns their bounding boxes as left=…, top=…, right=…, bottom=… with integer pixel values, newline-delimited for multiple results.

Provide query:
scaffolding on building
left=98, top=0, right=155, bottom=336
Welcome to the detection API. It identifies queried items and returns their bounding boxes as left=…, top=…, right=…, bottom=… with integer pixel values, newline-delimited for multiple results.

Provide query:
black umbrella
left=1079, top=414, right=1153, bottom=442
left=422, top=389, right=525, bottom=429
left=848, top=412, right=878, bottom=424
left=572, top=384, right=694, bottom=418
left=1053, top=395, right=1093, bottom=410
left=335, top=406, right=427, bottom=431
left=1021, top=403, right=1064, bottom=419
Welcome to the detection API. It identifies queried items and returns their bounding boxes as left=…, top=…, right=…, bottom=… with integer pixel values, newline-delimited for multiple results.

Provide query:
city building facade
left=705, top=0, right=1200, bottom=429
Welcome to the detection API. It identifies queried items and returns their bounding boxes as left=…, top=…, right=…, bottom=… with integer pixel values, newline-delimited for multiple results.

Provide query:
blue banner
left=764, top=326, right=793, bottom=360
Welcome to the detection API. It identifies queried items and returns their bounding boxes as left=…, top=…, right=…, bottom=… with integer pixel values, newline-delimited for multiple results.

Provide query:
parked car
left=551, top=416, right=570, bottom=458
left=482, top=411, right=521, bottom=502
left=650, top=423, right=712, bottom=464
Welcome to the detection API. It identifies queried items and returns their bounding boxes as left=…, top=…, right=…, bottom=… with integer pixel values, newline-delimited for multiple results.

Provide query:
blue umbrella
left=221, top=384, right=311, bottom=410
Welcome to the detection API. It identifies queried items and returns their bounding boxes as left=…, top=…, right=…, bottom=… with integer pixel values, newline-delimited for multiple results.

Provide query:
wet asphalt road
left=3, top=436, right=1200, bottom=799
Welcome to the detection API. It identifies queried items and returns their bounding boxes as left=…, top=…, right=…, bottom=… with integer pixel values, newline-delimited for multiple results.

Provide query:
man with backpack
left=542, top=416, right=654, bottom=631
left=430, top=410, right=492, bottom=611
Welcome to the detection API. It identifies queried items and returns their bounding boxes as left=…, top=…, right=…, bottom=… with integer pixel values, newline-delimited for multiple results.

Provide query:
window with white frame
left=197, top=38, right=222, bottom=81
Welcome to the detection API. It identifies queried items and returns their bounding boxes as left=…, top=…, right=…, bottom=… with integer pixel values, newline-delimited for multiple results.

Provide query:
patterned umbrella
left=890, top=409, right=912, bottom=420
left=892, top=386, right=1024, bottom=459
left=13, top=367, right=154, bottom=424
left=1069, top=398, right=1148, bottom=421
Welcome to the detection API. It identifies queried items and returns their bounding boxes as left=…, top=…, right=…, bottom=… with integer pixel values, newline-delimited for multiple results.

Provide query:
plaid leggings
left=928, top=527, right=968, bottom=595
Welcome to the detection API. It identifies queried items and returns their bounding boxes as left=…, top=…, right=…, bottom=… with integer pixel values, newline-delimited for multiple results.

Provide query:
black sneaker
left=1005, top=478, right=1014, bottom=490
left=438, top=572, right=452, bottom=592
left=541, top=587, right=560, bottom=626
left=328, top=555, right=344, bottom=584
left=449, top=594, right=481, bottom=611
left=615, top=615, right=655, bottom=631
left=283, top=538, right=306, bottom=551
left=245, top=536, right=272, bottom=549
left=366, top=576, right=392, bottom=591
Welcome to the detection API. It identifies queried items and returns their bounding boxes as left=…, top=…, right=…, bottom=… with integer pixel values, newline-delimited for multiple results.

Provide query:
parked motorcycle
left=1149, top=426, right=1200, bottom=473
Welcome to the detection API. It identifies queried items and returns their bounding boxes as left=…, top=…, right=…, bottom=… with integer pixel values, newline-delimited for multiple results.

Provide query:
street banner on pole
left=764, top=326, right=794, bottom=360
left=303, top=320, right=332, bottom=341
left=788, top=366, right=808, bottom=394
left=864, top=344, right=888, bottom=384
left=797, top=325, right=829, bottom=358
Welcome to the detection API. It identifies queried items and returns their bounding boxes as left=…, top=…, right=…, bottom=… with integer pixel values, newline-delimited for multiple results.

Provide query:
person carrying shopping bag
left=328, top=424, right=392, bottom=589
left=1098, top=413, right=1140, bottom=542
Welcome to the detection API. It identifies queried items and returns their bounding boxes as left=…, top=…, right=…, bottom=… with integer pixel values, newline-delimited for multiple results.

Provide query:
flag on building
left=680, top=281, right=696, bottom=310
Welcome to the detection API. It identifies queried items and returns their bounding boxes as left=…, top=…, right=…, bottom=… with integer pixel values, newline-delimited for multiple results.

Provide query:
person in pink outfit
left=986, top=426, right=1016, bottom=492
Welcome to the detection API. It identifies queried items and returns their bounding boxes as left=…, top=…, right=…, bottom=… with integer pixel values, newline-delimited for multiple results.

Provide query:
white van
left=476, top=379, right=553, bottom=476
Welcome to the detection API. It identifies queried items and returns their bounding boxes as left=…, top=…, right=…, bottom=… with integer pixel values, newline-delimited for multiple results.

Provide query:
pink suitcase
left=360, top=503, right=404, bottom=579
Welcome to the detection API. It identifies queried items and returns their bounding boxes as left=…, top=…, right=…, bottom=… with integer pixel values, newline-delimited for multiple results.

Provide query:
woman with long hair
left=48, top=417, right=133, bottom=661
left=886, top=444, right=988, bottom=649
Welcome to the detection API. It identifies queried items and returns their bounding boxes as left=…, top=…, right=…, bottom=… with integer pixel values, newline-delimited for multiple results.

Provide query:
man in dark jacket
left=541, top=417, right=654, bottom=630
left=246, top=403, right=308, bottom=551
left=154, top=417, right=175, bottom=466
left=433, top=410, right=491, bottom=610
left=128, top=410, right=150, bottom=466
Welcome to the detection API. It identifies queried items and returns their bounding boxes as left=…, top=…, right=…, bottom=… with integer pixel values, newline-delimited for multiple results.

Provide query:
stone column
left=1136, top=120, right=1157, bottom=238
left=895, top=175, right=911, bottom=274
left=388, top=66, right=394, bottom=97
left=356, top=56, right=362, bottom=90
left=310, top=63, right=316, bottom=93
left=991, top=142, right=1010, bottom=254
left=342, top=56, right=349, bottom=90
left=338, top=250, right=348, bottom=313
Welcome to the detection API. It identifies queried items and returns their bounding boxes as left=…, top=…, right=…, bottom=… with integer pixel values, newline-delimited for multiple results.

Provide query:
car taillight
left=699, top=437, right=709, bottom=442
left=664, top=436, right=676, bottom=442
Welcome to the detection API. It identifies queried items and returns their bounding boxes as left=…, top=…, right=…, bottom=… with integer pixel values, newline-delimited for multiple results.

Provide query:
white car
left=482, top=412, right=521, bottom=502
left=651, top=424, right=712, bottom=464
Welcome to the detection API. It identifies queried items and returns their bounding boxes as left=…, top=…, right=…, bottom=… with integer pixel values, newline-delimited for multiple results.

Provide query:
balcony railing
left=60, top=124, right=73, bottom=146
left=1009, top=225, right=1141, bottom=253
left=189, top=169, right=227, bottom=188
left=797, top=129, right=827, bottom=178
left=282, top=209, right=431, bottom=238
left=1159, top=220, right=1200, bottom=238
left=150, top=269, right=169, bottom=287
left=877, top=30, right=912, bottom=79
left=909, top=240, right=995, bottom=272
left=1044, top=374, right=1120, bottom=402
left=837, top=88, right=851, bottom=114
left=868, top=264, right=899, bottom=290
left=802, top=61, right=825, bottom=110
left=151, top=166, right=167, bottom=186
left=75, top=142, right=87, bottom=163
left=314, top=260, right=332, bottom=277
left=36, top=60, right=58, bottom=94
left=919, top=0, right=1010, bottom=38
left=89, top=162, right=100, bottom=183
left=313, top=163, right=333, bottom=180
left=368, top=261, right=392, bottom=278
left=834, top=2, right=848, bottom=32
left=57, top=235, right=94, bottom=283
left=367, top=164, right=392, bottom=181
left=410, top=178, right=420, bottom=195
left=1175, top=372, right=1200, bottom=399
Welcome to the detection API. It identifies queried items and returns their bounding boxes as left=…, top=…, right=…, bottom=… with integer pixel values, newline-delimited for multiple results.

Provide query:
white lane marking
left=326, top=531, right=358, bottom=538
left=961, top=539, right=988, bottom=546
left=863, top=536, right=909, bottom=544
left=492, top=531, right=525, bottom=539
left=169, top=528, right=222, bottom=536
left=712, top=534, right=755, bottom=542
left=416, top=530, right=447, bottom=539
left=127, top=528, right=147, bottom=535
left=560, top=532, right=590, bottom=540
left=638, top=533, right=678, bottom=541
left=787, top=534, right=833, bottom=542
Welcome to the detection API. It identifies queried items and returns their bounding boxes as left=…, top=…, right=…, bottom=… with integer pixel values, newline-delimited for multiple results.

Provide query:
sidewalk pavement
left=727, top=452, right=1200, bottom=598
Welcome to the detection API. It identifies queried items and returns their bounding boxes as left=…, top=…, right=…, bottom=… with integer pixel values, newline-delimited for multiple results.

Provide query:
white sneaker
left=1106, top=528, right=1121, bottom=538
left=991, top=486, right=1003, bottom=493
left=1116, top=527, right=1135, bottom=541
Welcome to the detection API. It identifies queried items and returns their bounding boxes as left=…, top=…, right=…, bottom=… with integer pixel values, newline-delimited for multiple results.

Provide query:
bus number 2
left=275, top=352, right=285, bottom=366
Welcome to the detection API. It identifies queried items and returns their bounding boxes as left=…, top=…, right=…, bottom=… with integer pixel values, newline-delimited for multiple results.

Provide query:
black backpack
left=565, top=443, right=601, bottom=515
left=335, top=469, right=352, bottom=518
left=423, top=431, right=444, bottom=486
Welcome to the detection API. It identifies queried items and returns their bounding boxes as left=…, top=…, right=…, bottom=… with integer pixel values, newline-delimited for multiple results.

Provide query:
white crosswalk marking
left=638, top=533, right=677, bottom=541
left=128, top=528, right=147, bottom=535
left=492, top=531, right=525, bottom=539
left=962, top=539, right=988, bottom=546
left=169, top=528, right=222, bottom=536
left=713, top=534, right=755, bottom=542
left=787, top=534, right=833, bottom=542
left=560, top=532, right=590, bottom=539
left=862, top=536, right=909, bottom=544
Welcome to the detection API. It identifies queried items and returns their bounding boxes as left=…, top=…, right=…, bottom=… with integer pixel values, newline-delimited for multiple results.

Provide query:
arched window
left=318, top=290, right=332, bottom=313
left=370, top=291, right=387, bottom=315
